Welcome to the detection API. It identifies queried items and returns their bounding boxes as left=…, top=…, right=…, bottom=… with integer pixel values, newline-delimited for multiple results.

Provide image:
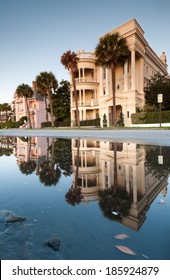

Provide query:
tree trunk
left=111, top=62, right=117, bottom=127
left=0, top=111, right=2, bottom=127
left=75, top=139, right=80, bottom=187
left=48, top=90, right=54, bottom=127
left=72, top=71, right=80, bottom=127
left=5, top=111, right=8, bottom=122
left=114, top=142, right=117, bottom=187
left=44, top=95, right=48, bottom=121
left=25, top=98, right=32, bottom=129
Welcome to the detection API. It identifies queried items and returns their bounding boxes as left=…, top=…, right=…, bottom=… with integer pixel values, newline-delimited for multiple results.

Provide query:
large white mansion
left=70, top=18, right=168, bottom=127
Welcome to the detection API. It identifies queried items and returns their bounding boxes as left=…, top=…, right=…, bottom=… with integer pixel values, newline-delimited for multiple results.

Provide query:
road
left=1, top=128, right=170, bottom=146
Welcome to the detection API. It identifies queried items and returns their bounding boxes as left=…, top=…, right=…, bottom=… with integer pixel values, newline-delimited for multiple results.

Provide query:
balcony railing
left=77, top=51, right=95, bottom=59
left=73, top=100, right=99, bottom=107
left=75, top=77, right=97, bottom=83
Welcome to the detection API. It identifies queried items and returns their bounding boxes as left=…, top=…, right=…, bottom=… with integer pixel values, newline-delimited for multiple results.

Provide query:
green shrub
left=131, top=111, right=170, bottom=124
left=80, top=118, right=100, bottom=127
left=0, top=121, right=19, bottom=129
left=41, top=121, right=52, bottom=128
left=54, top=120, right=71, bottom=127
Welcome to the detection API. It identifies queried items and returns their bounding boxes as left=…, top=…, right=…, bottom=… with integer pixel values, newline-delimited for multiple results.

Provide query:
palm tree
left=95, top=33, right=130, bottom=126
left=35, top=72, right=58, bottom=128
left=0, top=103, right=3, bottom=127
left=15, top=84, right=34, bottom=128
left=2, top=103, right=11, bottom=122
left=61, top=50, right=80, bottom=127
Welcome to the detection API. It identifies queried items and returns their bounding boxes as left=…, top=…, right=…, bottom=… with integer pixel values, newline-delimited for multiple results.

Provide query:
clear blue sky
left=0, top=0, right=170, bottom=103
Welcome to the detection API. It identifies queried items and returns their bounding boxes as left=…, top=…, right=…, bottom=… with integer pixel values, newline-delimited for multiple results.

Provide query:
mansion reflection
left=72, top=139, right=169, bottom=231
left=0, top=136, right=169, bottom=231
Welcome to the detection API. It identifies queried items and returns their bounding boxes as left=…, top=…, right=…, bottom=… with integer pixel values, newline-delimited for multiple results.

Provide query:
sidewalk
left=1, top=128, right=170, bottom=146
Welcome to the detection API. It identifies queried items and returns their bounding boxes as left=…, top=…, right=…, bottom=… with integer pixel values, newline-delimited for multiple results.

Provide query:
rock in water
left=6, top=216, right=26, bottom=223
left=44, top=238, right=61, bottom=251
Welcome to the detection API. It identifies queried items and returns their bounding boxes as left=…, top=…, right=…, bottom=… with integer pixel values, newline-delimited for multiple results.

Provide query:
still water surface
left=0, top=136, right=170, bottom=260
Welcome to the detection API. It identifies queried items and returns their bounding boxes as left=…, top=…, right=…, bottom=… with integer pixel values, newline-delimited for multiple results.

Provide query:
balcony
left=77, top=50, right=95, bottom=59
left=73, top=100, right=99, bottom=107
left=75, top=77, right=97, bottom=83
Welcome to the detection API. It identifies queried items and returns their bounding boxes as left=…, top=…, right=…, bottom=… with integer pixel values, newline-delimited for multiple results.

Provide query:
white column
left=83, top=109, right=86, bottom=120
left=83, top=89, right=85, bottom=105
left=79, top=90, right=82, bottom=105
left=124, top=60, right=128, bottom=91
left=106, top=68, right=109, bottom=94
left=79, top=68, right=81, bottom=82
left=79, top=110, right=82, bottom=121
left=125, top=164, right=130, bottom=193
left=132, top=165, right=137, bottom=203
left=100, top=67, right=103, bottom=96
left=139, top=57, right=144, bottom=92
left=83, top=68, right=85, bottom=82
left=131, top=49, right=136, bottom=90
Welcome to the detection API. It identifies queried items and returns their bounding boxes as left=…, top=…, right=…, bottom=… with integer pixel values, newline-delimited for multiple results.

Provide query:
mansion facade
left=70, top=19, right=168, bottom=127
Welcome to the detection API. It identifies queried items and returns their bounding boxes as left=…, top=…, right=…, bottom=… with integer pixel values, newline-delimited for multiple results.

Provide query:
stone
left=44, top=237, right=61, bottom=251
left=6, top=216, right=26, bottom=223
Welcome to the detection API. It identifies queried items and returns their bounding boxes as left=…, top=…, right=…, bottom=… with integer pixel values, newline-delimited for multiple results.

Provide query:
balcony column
left=78, top=68, right=81, bottom=82
left=81, top=151, right=83, bottom=167
left=85, top=151, right=87, bottom=167
left=83, top=68, right=85, bottom=82
left=82, top=174, right=84, bottom=188
left=79, top=110, right=83, bottom=121
left=131, top=49, right=136, bottom=90
left=83, top=89, right=85, bottom=105
left=79, top=89, right=82, bottom=105
left=83, top=109, right=86, bottom=120
left=124, top=60, right=128, bottom=91
left=95, top=90, right=97, bottom=100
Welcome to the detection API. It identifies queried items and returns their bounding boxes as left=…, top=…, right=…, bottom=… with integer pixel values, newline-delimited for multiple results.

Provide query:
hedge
left=0, top=121, right=19, bottom=129
left=80, top=118, right=100, bottom=127
left=131, top=111, right=170, bottom=124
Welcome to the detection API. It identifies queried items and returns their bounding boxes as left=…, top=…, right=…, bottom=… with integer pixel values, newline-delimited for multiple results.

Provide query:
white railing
left=73, top=100, right=99, bottom=107
left=75, top=77, right=97, bottom=83
left=77, top=50, right=95, bottom=59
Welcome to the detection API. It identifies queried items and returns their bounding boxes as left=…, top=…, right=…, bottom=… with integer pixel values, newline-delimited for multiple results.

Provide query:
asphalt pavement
left=1, top=128, right=170, bottom=146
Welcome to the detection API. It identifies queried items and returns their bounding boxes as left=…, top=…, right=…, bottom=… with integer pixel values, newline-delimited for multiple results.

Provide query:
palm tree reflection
left=98, top=187, right=132, bottom=221
left=39, top=160, right=61, bottom=186
left=39, top=139, right=61, bottom=186
left=65, top=139, right=83, bottom=206
left=19, top=137, right=36, bottom=175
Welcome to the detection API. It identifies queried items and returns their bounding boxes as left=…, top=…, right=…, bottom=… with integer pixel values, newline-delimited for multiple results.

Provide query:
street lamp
left=157, top=94, right=163, bottom=127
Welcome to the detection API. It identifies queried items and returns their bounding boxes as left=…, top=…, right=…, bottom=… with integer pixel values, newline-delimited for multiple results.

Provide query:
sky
left=0, top=0, right=170, bottom=103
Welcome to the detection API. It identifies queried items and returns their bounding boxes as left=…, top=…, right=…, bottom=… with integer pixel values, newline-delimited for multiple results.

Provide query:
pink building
left=15, top=82, right=50, bottom=128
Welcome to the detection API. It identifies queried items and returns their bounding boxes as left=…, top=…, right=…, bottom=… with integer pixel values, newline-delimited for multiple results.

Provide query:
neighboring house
left=15, top=82, right=50, bottom=128
left=70, top=18, right=168, bottom=127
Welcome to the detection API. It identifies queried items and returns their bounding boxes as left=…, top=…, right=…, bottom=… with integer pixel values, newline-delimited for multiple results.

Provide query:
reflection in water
left=71, top=139, right=169, bottom=231
left=0, top=136, right=169, bottom=231
left=65, top=139, right=83, bottom=206
left=0, top=136, right=170, bottom=260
